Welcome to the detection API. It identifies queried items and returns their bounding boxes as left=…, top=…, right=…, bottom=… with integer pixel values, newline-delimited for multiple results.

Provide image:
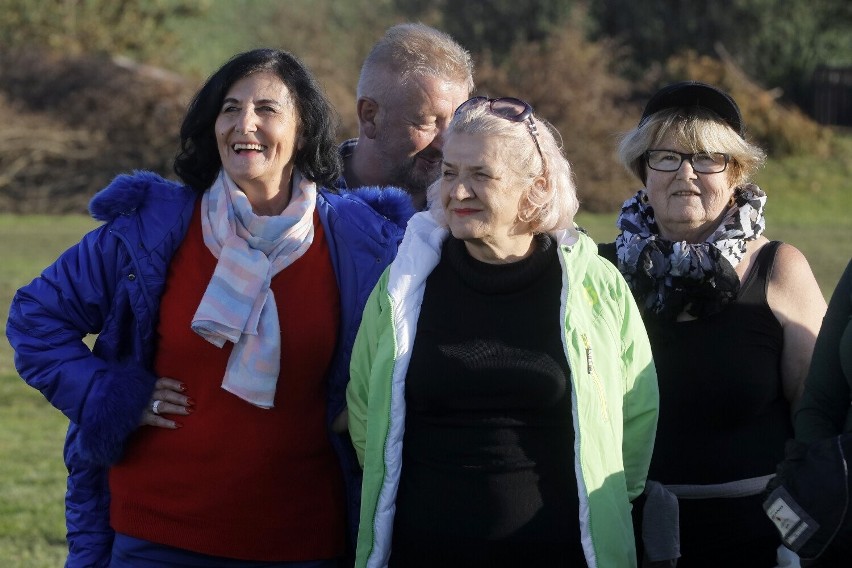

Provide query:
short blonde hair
left=618, top=107, right=766, bottom=187
left=430, top=100, right=579, bottom=233
left=357, top=23, right=474, bottom=104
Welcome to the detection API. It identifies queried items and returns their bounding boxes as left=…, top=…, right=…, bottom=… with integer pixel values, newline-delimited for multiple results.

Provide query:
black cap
left=639, top=81, right=744, bottom=137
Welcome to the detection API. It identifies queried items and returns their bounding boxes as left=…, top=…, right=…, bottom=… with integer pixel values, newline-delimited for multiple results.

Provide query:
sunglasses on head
left=454, top=96, right=543, bottom=159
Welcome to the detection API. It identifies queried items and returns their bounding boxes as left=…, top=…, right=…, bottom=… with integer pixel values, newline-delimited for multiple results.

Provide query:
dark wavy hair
left=174, top=48, right=341, bottom=191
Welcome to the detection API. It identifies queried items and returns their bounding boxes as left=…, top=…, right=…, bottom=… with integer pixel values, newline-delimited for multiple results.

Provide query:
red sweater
left=109, top=202, right=345, bottom=561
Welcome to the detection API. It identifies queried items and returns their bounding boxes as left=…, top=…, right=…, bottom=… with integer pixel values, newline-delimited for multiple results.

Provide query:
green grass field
left=0, top=216, right=98, bottom=566
left=0, top=137, right=849, bottom=565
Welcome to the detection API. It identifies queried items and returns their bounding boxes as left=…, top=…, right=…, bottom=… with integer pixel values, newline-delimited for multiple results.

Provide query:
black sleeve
left=598, top=242, right=618, bottom=265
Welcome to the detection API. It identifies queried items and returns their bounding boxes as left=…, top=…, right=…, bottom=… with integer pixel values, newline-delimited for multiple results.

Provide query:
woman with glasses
left=347, top=96, right=659, bottom=567
left=599, top=81, right=827, bottom=567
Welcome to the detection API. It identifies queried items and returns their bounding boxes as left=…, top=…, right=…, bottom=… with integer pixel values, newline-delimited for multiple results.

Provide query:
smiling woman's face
left=215, top=71, right=302, bottom=208
left=645, top=131, right=735, bottom=243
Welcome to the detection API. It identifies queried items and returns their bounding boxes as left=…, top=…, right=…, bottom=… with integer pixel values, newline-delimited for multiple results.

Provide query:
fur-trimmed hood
left=88, top=170, right=189, bottom=222
left=88, top=170, right=415, bottom=231
left=342, top=185, right=415, bottom=231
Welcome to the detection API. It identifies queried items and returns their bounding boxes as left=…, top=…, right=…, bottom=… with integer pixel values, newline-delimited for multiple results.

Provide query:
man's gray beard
left=385, top=155, right=436, bottom=199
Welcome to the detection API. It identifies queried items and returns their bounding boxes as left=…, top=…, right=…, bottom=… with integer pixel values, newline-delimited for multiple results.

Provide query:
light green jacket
left=347, top=212, right=659, bottom=568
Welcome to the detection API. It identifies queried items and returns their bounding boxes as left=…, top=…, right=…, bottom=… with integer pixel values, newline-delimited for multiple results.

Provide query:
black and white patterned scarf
left=615, top=183, right=767, bottom=320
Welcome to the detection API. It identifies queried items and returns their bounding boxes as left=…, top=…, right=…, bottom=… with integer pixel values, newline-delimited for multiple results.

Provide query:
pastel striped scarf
left=191, top=169, right=316, bottom=408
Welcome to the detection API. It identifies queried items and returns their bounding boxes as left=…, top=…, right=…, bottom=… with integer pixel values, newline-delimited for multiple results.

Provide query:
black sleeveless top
left=601, top=240, right=788, bottom=565
left=600, top=240, right=788, bottom=480
left=643, top=241, right=788, bottom=483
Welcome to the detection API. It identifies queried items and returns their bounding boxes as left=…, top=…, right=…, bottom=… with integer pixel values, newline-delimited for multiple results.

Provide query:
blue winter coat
left=5, top=170, right=414, bottom=567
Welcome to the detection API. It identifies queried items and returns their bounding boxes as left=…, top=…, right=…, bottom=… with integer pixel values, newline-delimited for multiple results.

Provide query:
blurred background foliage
left=0, top=5, right=848, bottom=564
left=0, top=0, right=849, bottom=213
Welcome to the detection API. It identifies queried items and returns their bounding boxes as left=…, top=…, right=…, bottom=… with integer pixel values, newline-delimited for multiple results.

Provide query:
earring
left=728, top=194, right=736, bottom=207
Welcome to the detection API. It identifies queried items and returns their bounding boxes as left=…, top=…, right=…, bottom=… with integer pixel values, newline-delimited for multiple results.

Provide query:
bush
left=0, top=6, right=837, bottom=215
left=474, top=17, right=641, bottom=212
left=0, top=49, right=194, bottom=213
left=0, top=0, right=203, bottom=64
left=662, top=51, right=833, bottom=158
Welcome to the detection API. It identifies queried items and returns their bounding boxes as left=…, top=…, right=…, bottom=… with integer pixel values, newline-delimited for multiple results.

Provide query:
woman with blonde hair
left=348, top=96, right=659, bottom=568
left=600, top=81, right=826, bottom=566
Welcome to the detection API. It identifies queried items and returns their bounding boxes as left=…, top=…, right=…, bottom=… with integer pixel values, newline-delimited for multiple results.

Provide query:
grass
left=0, top=378, right=68, bottom=567
left=0, top=215, right=100, bottom=377
left=0, top=215, right=98, bottom=567
left=0, top=136, right=850, bottom=565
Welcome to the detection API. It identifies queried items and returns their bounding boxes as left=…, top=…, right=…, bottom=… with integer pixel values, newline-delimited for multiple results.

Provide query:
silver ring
left=151, top=400, right=163, bottom=415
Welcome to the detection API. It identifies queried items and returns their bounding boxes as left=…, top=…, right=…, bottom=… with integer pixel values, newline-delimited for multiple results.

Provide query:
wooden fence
left=813, top=66, right=852, bottom=127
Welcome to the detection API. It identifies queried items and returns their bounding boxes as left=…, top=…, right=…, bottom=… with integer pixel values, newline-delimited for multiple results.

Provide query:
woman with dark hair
left=174, top=48, right=340, bottom=191
left=6, top=48, right=413, bottom=567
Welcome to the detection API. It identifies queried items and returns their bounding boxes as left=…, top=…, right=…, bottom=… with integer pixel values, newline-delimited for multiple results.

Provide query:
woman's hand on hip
left=140, top=377, right=194, bottom=429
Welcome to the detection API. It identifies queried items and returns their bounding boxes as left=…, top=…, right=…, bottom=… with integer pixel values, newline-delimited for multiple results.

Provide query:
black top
left=644, top=241, right=788, bottom=484
left=794, top=257, right=852, bottom=443
left=390, top=235, right=585, bottom=567
left=601, top=240, right=788, bottom=566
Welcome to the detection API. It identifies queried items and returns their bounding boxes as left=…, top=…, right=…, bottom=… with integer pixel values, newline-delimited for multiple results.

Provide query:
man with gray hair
left=338, top=23, right=474, bottom=210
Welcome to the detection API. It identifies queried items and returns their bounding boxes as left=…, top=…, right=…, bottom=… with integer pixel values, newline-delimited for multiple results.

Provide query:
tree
left=394, top=0, right=575, bottom=62
left=0, top=0, right=205, bottom=62
left=588, top=0, right=852, bottom=111
left=726, top=0, right=852, bottom=109
left=474, top=12, right=639, bottom=211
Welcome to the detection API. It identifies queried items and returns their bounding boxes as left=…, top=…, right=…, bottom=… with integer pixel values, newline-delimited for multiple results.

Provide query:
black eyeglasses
left=454, top=96, right=543, bottom=160
left=645, top=150, right=730, bottom=174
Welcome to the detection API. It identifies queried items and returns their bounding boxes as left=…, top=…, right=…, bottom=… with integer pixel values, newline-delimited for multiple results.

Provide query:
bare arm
left=766, top=243, right=827, bottom=406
